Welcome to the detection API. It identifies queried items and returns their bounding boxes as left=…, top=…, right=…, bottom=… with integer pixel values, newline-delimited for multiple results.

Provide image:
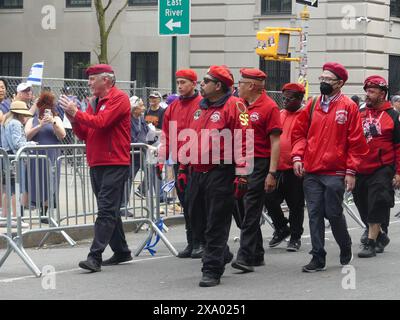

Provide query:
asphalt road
left=1, top=203, right=400, bottom=302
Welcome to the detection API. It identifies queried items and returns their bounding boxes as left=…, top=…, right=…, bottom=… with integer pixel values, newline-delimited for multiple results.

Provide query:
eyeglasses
left=318, top=76, right=340, bottom=83
left=203, top=77, right=218, bottom=84
left=282, top=96, right=298, bottom=102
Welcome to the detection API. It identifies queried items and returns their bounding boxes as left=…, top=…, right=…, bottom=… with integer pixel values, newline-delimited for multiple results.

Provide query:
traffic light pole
left=299, top=5, right=310, bottom=98
left=172, top=36, right=177, bottom=93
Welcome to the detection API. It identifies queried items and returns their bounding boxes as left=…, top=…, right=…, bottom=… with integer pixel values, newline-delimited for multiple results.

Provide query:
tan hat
left=10, top=101, right=33, bottom=117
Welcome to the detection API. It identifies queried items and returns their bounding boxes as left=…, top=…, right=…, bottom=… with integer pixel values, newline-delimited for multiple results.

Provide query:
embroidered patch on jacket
left=250, top=112, right=260, bottom=122
left=193, top=109, right=202, bottom=120
left=210, top=111, right=221, bottom=123
left=100, top=105, right=106, bottom=111
left=335, top=110, right=348, bottom=124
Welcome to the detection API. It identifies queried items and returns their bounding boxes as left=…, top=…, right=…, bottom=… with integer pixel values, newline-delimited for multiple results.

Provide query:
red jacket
left=291, top=93, right=368, bottom=176
left=358, top=102, right=400, bottom=175
left=279, top=108, right=302, bottom=171
left=72, top=86, right=131, bottom=167
left=244, top=91, right=282, bottom=158
left=159, top=92, right=202, bottom=163
left=184, top=93, right=252, bottom=174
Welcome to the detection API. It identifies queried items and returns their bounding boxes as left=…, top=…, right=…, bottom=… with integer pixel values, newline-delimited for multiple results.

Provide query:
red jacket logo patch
left=335, top=110, right=348, bottom=125
left=210, top=112, right=221, bottom=123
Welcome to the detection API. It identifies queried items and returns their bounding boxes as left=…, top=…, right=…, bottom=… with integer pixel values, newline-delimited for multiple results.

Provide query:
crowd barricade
left=0, top=143, right=178, bottom=278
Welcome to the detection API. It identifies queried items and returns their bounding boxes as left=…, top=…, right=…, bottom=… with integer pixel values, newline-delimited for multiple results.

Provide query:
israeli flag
left=27, top=61, right=44, bottom=86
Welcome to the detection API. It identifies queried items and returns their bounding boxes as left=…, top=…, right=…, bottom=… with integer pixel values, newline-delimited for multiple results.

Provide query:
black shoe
left=302, top=257, right=326, bottom=273
left=251, top=259, right=265, bottom=267
left=231, top=259, right=255, bottom=273
left=191, top=245, right=205, bottom=259
left=102, top=254, right=133, bottom=266
left=358, top=239, right=376, bottom=258
left=269, top=227, right=290, bottom=247
left=287, top=238, right=301, bottom=252
left=79, top=258, right=101, bottom=272
left=340, top=246, right=353, bottom=265
left=224, top=251, right=234, bottom=264
left=360, top=228, right=369, bottom=245
left=40, top=217, right=49, bottom=224
left=375, top=232, right=390, bottom=254
left=177, top=245, right=192, bottom=258
left=199, top=274, right=220, bottom=287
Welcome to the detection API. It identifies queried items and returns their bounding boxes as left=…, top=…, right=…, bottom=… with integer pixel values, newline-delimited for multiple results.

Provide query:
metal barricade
left=0, top=143, right=178, bottom=277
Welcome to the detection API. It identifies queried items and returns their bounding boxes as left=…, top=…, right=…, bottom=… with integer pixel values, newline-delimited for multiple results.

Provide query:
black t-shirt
left=144, top=107, right=165, bottom=129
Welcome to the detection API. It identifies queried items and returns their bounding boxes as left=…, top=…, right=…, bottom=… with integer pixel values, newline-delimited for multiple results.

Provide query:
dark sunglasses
left=203, top=77, right=218, bottom=84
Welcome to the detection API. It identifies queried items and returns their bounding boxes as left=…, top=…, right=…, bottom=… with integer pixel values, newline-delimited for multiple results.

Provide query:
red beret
left=323, top=62, right=348, bottom=83
left=240, top=68, right=267, bottom=81
left=85, top=64, right=114, bottom=76
left=363, top=75, right=388, bottom=91
left=176, top=69, right=197, bottom=82
left=282, top=83, right=305, bottom=94
left=207, top=65, right=234, bottom=87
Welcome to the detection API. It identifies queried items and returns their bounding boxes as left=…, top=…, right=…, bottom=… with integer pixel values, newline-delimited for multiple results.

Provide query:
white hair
left=391, top=95, right=400, bottom=104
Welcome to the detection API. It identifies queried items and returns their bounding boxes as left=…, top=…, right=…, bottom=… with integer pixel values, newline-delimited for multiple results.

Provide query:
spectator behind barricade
left=120, top=96, right=149, bottom=216
left=391, top=95, right=400, bottom=112
left=351, top=95, right=360, bottom=107
left=25, top=91, right=66, bottom=224
left=144, top=91, right=165, bottom=130
left=0, top=78, right=11, bottom=123
left=160, top=93, right=169, bottom=109
left=15, top=82, right=35, bottom=113
left=0, top=101, right=34, bottom=228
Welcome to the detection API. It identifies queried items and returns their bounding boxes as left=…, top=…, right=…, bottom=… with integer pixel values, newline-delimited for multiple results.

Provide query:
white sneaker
left=21, top=222, right=30, bottom=228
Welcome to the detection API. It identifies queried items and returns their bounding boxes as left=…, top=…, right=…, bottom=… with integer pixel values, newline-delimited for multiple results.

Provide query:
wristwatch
left=268, top=171, right=279, bottom=179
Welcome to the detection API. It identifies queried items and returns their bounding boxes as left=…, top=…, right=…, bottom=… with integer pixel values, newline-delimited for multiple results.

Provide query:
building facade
left=0, top=0, right=399, bottom=96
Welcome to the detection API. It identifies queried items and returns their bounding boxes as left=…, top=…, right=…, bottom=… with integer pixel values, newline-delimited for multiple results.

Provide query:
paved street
left=1, top=203, right=400, bottom=301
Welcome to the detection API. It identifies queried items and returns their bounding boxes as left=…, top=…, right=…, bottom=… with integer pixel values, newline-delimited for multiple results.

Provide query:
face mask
left=320, top=82, right=334, bottom=95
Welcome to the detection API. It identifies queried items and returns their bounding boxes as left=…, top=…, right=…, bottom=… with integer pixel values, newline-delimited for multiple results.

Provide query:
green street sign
left=159, top=0, right=191, bottom=36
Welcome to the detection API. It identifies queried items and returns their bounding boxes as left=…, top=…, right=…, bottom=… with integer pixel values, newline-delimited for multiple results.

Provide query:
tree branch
left=104, top=0, right=112, bottom=12
left=106, top=0, right=129, bottom=36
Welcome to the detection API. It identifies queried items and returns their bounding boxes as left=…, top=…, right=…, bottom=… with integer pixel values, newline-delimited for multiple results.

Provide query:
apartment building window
left=260, top=58, right=290, bottom=91
left=66, top=0, right=91, bottom=7
left=64, top=52, right=91, bottom=79
left=128, top=0, right=157, bottom=6
left=261, top=0, right=292, bottom=15
left=131, top=52, right=158, bottom=87
left=0, top=52, right=22, bottom=76
left=390, top=0, right=400, bottom=18
left=389, top=55, right=400, bottom=97
left=0, top=0, right=23, bottom=9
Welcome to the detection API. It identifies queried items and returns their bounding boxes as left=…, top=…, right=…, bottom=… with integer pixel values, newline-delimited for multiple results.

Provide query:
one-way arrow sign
left=296, top=0, right=318, bottom=7
left=166, top=19, right=182, bottom=31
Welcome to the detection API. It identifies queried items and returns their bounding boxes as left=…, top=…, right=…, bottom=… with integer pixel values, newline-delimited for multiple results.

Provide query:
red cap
left=240, top=68, right=267, bottom=81
left=363, top=75, right=388, bottom=91
left=282, top=83, right=305, bottom=94
left=323, top=62, right=348, bottom=83
left=176, top=69, right=197, bottom=82
left=85, top=64, right=114, bottom=76
left=207, top=65, right=234, bottom=87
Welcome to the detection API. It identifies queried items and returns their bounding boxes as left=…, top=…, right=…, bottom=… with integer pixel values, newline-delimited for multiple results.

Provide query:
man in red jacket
left=353, top=75, right=400, bottom=258
left=231, top=68, right=281, bottom=273
left=157, top=69, right=206, bottom=259
left=181, top=65, right=252, bottom=287
left=60, top=64, right=132, bottom=272
left=265, top=83, right=305, bottom=252
left=292, top=62, right=369, bottom=272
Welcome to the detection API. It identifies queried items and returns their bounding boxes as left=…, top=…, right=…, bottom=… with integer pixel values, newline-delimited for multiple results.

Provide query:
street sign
left=296, top=0, right=318, bottom=7
left=159, top=0, right=191, bottom=36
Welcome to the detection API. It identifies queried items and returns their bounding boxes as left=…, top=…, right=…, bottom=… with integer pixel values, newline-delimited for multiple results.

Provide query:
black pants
left=88, top=166, right=131, bottom=262
left=237, top=158, right=269, bottom=264
left=173, top=164, right=205, bottom=247
left=188, top=166, right=234, bottom=278
left=264, top=169, right=305, bottom=240
left=303, top=174, right=352, bottom=264
left=353, top=165, right=394, bottom=232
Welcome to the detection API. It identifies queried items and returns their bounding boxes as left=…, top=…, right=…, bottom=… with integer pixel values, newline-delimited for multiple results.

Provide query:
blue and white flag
left=27, top=61, right=44, bottom=86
